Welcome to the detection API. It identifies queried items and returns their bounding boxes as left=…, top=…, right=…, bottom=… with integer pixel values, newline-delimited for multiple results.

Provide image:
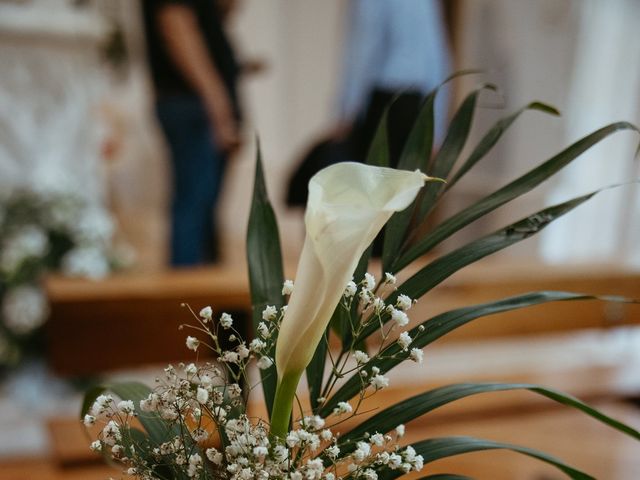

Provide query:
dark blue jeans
left=156, top=95, right=226, bottom=266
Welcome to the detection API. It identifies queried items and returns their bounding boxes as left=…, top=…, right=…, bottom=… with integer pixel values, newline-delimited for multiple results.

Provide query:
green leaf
left=335, top=382, right=639, bottom=453
left=382, top=91, right=437, bottom=272
left=319, top=291, right=612, bottom=416
left=382, top=74, right=487, bottom=272
left=394, top=121, right=638, bottom=271
left=417, top=84, right=497, bottom=219
left=447, top=101, right=560, bottom=189
left=386, top=436, right=595, bottom=480
left=366, top=106, right=390, bottom=167
left=307, top=330, right=328, bottom=411
left=247, top=140, right=285, bottom=417
left=357, top=191, right=597, bottom=344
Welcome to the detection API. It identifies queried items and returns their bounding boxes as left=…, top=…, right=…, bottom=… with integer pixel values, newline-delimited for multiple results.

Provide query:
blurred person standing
left=336, top=0, right=451, bottom=167
left=143, top=0, right=241, bottom=266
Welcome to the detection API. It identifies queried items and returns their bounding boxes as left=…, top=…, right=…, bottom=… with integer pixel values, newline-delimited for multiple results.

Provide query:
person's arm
left=156, top=4, right=239, bottom=152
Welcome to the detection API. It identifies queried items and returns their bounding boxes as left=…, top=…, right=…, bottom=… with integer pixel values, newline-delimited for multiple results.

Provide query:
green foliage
left=81, top=79, right=639, bottom=479
left=262, top=81, right=638, bottom=477
left=246, top=140, right=285, bottom=417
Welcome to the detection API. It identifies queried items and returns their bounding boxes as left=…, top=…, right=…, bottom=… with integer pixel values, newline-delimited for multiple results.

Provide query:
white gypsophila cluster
left=334, top=272, right=426, bottom=396
left=70, top=207, right=114, bottom=245
left=0, top=225, right=49, bottom=276
left=61, top=245, right=111, bottom=279
left=87, top=366, right=422, bottom=480
left=2, top=285, right=49, bottom=335
left=85, top=276, right=429, bottom=480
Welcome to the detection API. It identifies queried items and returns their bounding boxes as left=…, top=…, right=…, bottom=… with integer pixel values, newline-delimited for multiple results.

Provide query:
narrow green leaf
left=247, top=140, right=285, bottom=416
left=335, top=382, right=639, bottom=452
left=319, top=291, right=600, bottom=416
left=382, top=74, right=486, bottom=272
left=447, top=101, right=560, bottom=189
left=417, top=84, right=497, bottom=220
left=366, top=106, right=390, bottom=167
left=382, top=92, right=437, bottom=272
left=356, top=191, right=597, bottom=345
left=397, top=90, right=436, bottom=171
left=394, top=122, right=638, bottom=271
left=393, top=436, right=594, bottom=480
left=307, top=330, right=328, bottom=411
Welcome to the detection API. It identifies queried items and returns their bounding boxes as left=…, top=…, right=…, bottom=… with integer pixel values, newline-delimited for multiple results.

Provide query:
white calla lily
left=270, top=162, right=429, bottom=437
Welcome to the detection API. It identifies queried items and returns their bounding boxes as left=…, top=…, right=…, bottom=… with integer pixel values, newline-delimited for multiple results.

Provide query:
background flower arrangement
left=0, top=187, right=117, bottom=367
left=83, top=79, right=639, bottom=479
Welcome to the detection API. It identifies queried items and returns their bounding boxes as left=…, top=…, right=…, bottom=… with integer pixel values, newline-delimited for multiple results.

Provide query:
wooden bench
left=44, top=260, right=640, bottom=376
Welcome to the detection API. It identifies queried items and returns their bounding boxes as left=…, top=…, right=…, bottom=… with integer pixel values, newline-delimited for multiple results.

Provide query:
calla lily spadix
left=270, top=162, right=433, bottom=438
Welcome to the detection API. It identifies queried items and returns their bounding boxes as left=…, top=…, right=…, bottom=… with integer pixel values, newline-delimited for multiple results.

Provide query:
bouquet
left=83, top=80, right=640, bottom=479
left=0, top=188, right=116, bottom=366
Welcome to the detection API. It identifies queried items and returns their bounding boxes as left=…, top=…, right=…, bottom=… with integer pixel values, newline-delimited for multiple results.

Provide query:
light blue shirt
left=338, top=0, right=451, bottom=123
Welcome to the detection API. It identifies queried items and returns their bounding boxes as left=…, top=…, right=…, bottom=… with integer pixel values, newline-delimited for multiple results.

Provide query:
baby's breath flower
left=83, top=414, right=96, bottom=426
left=222, top=351, right=240, bottom=364
left=196, top=387, right=209, bottom=404
left=185, top=336, right=200, bottom=351
left=301, top=415, right=325, bottom=431
left=370, top=432, right=384, bottom=446
left=384, top=272, right=397, bottom=285
left=390, top=308, right=409, bottom=327
left=395, top=424, right=405, bottom=437
left=199, top=306, right=213, bottom=321
left=332, top=401, right=353, bottom=416
left=90, top=440, right=102, bottom=452
left=237, top=343, right=250, bottom=359
left=409, top=347, right=423, bottom=363
left=363, top=272, right=376, bottom=290
left=187, top=453, right=202, bottom=477
left=397, top=331, right=412, bottom=350
left=228, top=383, right=242, bottom=398
left=102, top=420, right=121, bottom=446
left=220, top=312, right=233, bottom=328
left=326, top=444, right=340, bottom=459
left=388, top=452, right=402, bottom=468
left=184, top=363, right=198, bottom=375
left=262, top=305, right=277, bottom=321
left=257, top=356, right=273, bottom=370
left=344, top=280, right=357, bottom=298
left=370, top=374, right=389, bottom=390
left=353, top=441, right=371, bottom=462
left=250, top=338, right=266, bottom=351
left=320, top=429, right=333, bottom=441
left=353, top=350, right=369, bottom=364
left=206, top=447, right=224, bottom=465
left=372, top=297, right=385, bottom=311
left=362, top=468, right=378, bottom=480
left=257, top=322, right=269, bottom=337
left=282, top=279, right=294, bottom=295
left=117, top=400, right=135, bottom=415
left=396, top=294, right=412, bottom=311
left=111, top=444, right=124, bottom=458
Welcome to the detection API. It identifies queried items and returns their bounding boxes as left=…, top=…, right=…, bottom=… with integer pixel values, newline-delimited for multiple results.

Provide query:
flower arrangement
left=83, top=81, right=639, bottom=479
left=0, top=188, right=116, bottom=366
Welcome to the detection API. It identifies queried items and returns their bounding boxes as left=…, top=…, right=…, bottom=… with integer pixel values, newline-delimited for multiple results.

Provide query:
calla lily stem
left=270, top=371, right=302, bottom=439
